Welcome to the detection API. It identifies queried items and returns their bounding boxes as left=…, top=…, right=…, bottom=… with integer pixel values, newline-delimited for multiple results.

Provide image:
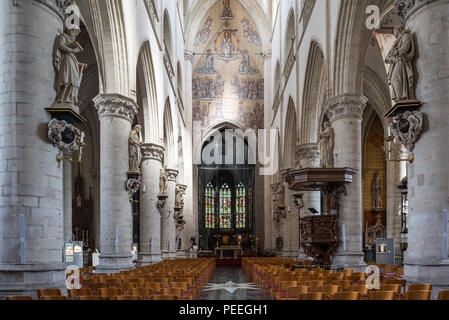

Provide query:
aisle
left=199, top=266, right=269, bottom=300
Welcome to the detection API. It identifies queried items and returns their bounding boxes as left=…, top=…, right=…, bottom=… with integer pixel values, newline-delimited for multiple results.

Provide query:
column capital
left=395, top=0, right=440, bottom=19
left=166, top=168, right=179, bottom=182
left=93, top=93, right=138, bottom=123
left=324, top=95, right=368, bottom=122
left=263, top=50, right=272, bottom=61
left=141, top=143, right=165, bottom=163
left=184, top=50, right=194, bottom=62
left=296, top=143, right=320, bottom=160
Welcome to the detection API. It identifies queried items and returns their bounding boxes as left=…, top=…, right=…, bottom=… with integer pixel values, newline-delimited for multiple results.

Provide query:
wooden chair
left=150, top=295, right=179, bottom=301
left=113, top=295, right=143, bottom=300
left=408, top=284, right=432, bottom=292
left=41, top=296, right=69, bottom=300
left=347, top=285, right=369, bottom=295
left=333, top=280, right=352, bottom=290
left=369, top=291, right=396, bottom=301
left=6, top=296, right=33, bottom=300
left=438, top=290, right=449, bottom=300
left=278, top=286, right=309, bottom=300
left=118, top=282, right=137, bottom=294
left=332, top=292, right=361, bottom=300
left=385, top=279, right=407, bottom=295
left=298, top=293, right=325, bottom=301
left=68, top=288, right=93, bottom=299
left=38, top=289, right=62, bottom=300
left=99, top=288, right=122, bottom=300
left=77, top=296, right=105, bottom=300
left=131, top=288, right=153, bottom=299
left=318, top=285, right=341, bottom=300
left=404, top=290, right=432, bottom=300
left=162, top=288, right=184, bottom=299
left=380, top=284, right=402, bottom=298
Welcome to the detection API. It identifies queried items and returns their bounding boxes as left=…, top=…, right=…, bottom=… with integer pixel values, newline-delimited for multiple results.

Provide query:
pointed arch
left=283, top=97, right=297, bottom=169
left=333, top=0, right=370, bottom=96
left=163, top=9, right=173, bottom=60
left=163, top=98, right=176, bottom=168
left=301, top=41, right=327, bottom=145
left=284, top=8, right=296, bottom=63
left=137, top=41, right=159, bottom=143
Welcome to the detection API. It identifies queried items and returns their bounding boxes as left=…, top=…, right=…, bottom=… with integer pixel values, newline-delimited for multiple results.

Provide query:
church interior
left=0, top=0, right=448, bottom=302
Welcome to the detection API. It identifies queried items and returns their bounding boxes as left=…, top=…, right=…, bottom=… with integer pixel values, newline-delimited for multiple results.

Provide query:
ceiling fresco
left=192, top=0, right=264, bottom=132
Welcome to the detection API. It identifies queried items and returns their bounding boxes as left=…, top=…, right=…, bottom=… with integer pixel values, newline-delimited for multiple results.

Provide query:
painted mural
left=192, top=0, right=264, bottom=132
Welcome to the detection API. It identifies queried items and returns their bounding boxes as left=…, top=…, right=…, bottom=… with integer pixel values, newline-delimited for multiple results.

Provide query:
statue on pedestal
left=53, top=25, right=86, bottom=106
left=319, top=122, right=335, bottom=168
left=128, top=125, right=142, bottom=172
left=385, top=23, right=416, bottom=102
left=159, top=165, right=168, bottom=196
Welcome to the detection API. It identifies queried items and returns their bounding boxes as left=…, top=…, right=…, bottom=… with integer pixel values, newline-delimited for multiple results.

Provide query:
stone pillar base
left=96, top=254, right=134, bottom=274
left=0, top=263, right=66, bottom=299
left=331, top=252, right=366, bottom=271
left=161, top=251, right=177, bottom=260
left=137, top=252, right=162, bottom=266
left=176, top=250, right=190, bottom=258
left=405, top=260, right=449, bottom=299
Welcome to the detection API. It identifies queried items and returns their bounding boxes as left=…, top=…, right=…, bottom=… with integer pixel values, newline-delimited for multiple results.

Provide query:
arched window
left=205, top=183, right=215, bottom=229
left=219, top=183, right=232, bottom=229
left=236, top=183, right=246, bottom=229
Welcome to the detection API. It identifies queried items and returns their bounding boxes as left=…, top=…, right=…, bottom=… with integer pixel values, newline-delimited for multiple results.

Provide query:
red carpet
left=216, top=259, right=242, bottom=267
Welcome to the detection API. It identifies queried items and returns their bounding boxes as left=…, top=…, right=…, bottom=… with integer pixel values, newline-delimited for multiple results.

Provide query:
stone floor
left=199, top=266, right=270, bottom=300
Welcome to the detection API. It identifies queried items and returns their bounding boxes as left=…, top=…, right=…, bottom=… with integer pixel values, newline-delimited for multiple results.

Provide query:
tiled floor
left=199, top=266, right=270, bottom=300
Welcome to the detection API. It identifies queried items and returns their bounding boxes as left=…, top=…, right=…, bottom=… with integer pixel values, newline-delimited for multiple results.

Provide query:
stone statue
left=159, top=165, right=168, bottom=195
left=53, top=25, right=86, bottom=106
left=175, top=185, right=185, bottom=209
left=128, top=125, right=142, bottom=172
left=319, top=122, right=335, bottom=168
left=372, top=171, right=382, bottom=210
left=385, top=24, right=416, bottom=102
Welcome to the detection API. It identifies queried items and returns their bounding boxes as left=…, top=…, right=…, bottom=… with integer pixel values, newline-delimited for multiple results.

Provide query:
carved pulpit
left=284, top=168, right=357, bottom=265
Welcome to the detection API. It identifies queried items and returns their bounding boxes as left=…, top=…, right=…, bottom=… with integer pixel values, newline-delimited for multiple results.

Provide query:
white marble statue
left=128, top=125, right=142, bottom=172
left=319, top=122, right=335, bottom=168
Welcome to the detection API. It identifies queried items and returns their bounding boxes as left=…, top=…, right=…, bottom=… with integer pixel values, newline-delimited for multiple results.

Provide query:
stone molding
left=93, top=94, right=138, bottom=123
left=263, top=50, right=272, bottom=62
left=395, top=0, right=439, bottom=19
left=184, top=50, right=194, bottom=62
left=324, top=95, right=368, bottom=122
left=141, top=143, right=165, bottom=163
left=166, top=168, right=179, bottom=182
left=296, top=143, right=320, bottom=160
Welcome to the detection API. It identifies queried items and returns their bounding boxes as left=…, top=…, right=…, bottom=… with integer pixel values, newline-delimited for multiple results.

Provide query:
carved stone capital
left=296, top=143, right=320, bottom=160
left=184, top=50, right=194, bottom=62
left=93, top=94, right=138, bottom=123
left=324, top=95, right=368, bottom=122
left=394, top=0, right=438, bottom=19
left=141, top=143, right=165, bottom=163
left=263, top=50, right=272, bottom=61
left=166, top=169, right=179, bottom=182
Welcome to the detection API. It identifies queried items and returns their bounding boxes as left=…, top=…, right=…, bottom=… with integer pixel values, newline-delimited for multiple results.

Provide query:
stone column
left=63, top=156, right=72, bottom=242
left=138, top=143, right=165, bottom=265
left=296, top=143, right=321, bottom=260
left=325, top=95, right=367, bottom=270
left=161, top=169, right=179, bottom=260
left=181, top=51, right=194, bottom=258
left=0, top=0, right=66, bottom=297
left=400, top=0, right=449, bottom=292
left=93, top=94, right=137, bottom=273
left=282, top=182, right=299, bottom=259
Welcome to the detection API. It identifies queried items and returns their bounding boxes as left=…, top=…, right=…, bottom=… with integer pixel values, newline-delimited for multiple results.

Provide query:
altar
left=215, top=246, right=243, bottom=259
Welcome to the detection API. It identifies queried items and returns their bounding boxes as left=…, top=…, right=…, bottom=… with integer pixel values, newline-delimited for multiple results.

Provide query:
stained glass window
left=236, top=183, right=246, bottom=229
left=205, top=183, right=215, bottom=229
left=219, top=183, right=232, bottom=229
